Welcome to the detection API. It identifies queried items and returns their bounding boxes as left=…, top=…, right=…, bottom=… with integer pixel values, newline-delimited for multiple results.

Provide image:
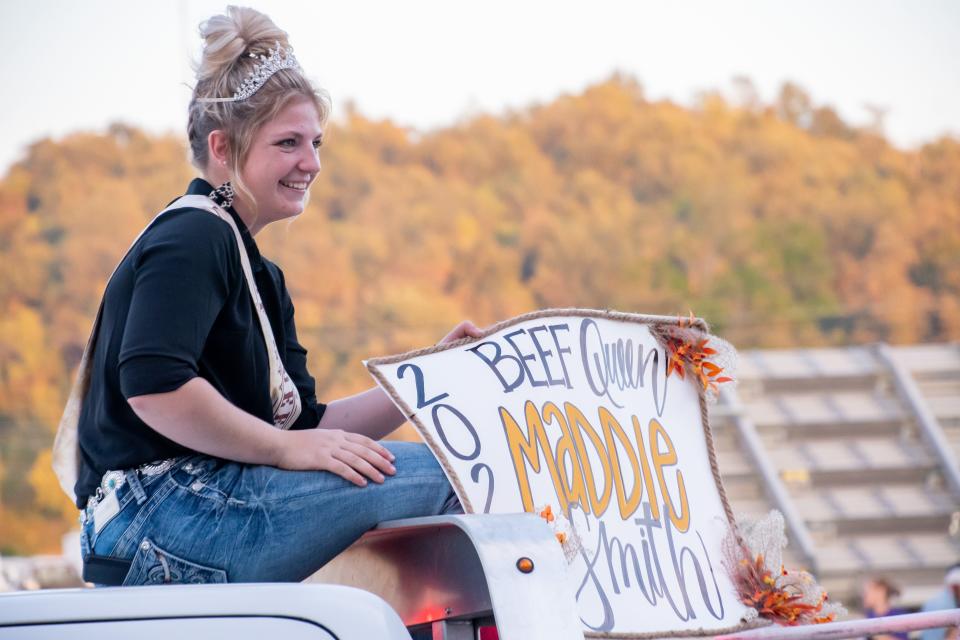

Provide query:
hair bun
left=196, top=5, right=291, bottom=82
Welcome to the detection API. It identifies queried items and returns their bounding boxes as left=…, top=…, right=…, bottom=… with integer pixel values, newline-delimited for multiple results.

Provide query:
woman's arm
left=319, top=320, right=485, bottom=438
left=318, top=386, right=405, bottom=439
left=127, top=377, right=396, bottom=486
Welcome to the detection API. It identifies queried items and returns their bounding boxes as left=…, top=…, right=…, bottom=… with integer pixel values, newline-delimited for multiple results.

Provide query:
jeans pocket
left=122, top=538, right=228, bottom=586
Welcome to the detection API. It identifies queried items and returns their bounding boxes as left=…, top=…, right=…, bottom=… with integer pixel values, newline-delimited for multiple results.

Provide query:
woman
left=62, top=6, right=478, bottom=585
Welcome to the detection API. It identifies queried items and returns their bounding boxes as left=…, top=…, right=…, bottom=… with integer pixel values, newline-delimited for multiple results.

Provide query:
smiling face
left=234, top=97, right=323, bottom=232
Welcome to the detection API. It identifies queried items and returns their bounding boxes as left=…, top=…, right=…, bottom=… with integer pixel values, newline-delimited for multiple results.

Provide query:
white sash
left=52, top=194, right=302, bottom=502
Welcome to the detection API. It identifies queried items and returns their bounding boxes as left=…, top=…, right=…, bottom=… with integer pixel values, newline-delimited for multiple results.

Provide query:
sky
left=1, top=0, right=959, bottom=175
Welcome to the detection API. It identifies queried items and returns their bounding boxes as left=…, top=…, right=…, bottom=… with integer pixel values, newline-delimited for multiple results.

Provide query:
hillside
left=1, top=76, right=958, bottom=553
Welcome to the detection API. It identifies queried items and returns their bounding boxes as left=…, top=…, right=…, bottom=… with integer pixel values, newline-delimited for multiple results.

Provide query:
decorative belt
left=84, top=457, right=181, bottom=514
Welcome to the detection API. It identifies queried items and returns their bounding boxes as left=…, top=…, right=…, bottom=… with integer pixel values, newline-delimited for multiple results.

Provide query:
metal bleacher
left=711, top=342, right=960, bottom=610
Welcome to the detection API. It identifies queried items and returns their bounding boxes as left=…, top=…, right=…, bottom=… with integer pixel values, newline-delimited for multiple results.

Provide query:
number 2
left=397, top=363, right=449, bottom=409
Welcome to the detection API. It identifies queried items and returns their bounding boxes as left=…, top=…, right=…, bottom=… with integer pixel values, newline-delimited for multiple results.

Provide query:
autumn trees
left=0, top=77, right=957, bottom=553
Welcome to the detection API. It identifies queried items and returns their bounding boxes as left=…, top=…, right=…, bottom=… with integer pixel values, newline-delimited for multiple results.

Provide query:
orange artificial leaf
left=669, top=359, right=686, bottom=379
left=702, top=361, right=721, bottom=374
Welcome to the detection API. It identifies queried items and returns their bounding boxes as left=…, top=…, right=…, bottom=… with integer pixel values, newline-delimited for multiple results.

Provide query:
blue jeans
left=80, top=442, right=462, bottom=585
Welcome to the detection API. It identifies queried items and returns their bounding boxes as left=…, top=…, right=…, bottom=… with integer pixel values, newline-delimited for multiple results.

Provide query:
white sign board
left=366, top=310, right=751, bottom=637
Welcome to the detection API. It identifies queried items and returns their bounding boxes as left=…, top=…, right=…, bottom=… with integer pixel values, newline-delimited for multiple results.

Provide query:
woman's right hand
left=274, top=428, right=397, bottom=487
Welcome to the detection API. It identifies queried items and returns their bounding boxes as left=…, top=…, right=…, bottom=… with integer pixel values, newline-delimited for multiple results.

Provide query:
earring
left=209, top=181, right=235, bottom=208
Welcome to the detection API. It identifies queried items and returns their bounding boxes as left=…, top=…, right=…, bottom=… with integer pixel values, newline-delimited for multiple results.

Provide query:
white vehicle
left=0, top=514, right=583, bottom=640
left=0, top=583, right=408, bottom=639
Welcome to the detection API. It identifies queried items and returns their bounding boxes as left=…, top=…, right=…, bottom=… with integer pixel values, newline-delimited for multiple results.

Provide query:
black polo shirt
left=75, top=178, right=326, bottom=507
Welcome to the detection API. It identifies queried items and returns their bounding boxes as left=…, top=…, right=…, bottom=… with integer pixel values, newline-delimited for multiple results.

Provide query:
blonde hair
left=188, top=6, right=331, bottom=215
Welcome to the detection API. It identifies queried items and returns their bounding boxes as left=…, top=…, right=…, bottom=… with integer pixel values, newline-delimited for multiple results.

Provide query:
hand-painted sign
left=366, top=310, right=752, bottom=638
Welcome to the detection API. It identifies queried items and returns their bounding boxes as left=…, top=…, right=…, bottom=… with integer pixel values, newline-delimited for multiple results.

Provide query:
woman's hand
left=439, top=320, right=484, bottom=345
left=275, top=428, right=396, bottom=487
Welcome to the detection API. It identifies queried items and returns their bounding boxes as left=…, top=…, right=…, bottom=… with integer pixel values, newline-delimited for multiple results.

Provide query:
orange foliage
left=662, top=313, right=733, bottom=393
left=734, top=554, right=836, bottom=626
left=0, top=77, right=958, bottom=552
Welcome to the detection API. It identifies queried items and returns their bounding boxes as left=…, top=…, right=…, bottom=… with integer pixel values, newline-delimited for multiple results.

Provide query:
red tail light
left=478, top=625, right=499, bottom=640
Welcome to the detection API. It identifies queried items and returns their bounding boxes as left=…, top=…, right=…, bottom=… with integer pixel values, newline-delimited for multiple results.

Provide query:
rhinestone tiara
left=196, top=41, right=302, bottom=104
